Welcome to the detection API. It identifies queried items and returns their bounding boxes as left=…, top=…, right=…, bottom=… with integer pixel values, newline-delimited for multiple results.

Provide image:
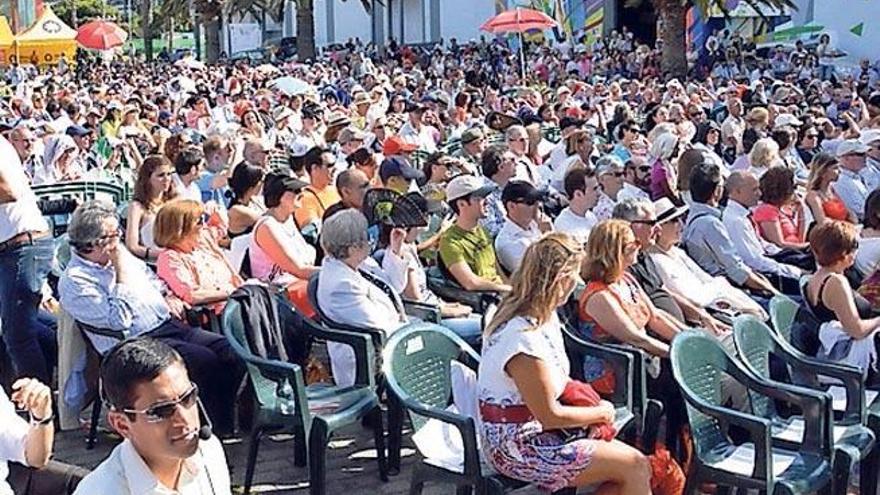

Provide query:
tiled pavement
left=54, top=422, right=543, bottom=494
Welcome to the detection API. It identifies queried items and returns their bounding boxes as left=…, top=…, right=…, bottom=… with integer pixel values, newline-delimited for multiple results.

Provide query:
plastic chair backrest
left=769, top=295, right=799, bottom=343
left=731, top=316, right=778, bottom=418
left=221, top=297, right=285, bottom=409
left=670, top=330, right=733, bottom=462
left=383, top=323, right=474, bottom=432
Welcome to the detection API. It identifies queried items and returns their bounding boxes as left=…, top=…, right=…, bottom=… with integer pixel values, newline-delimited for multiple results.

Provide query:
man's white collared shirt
left=73, top=436, right=231, bottom=494
left=495, top=219, right=543, bottom=273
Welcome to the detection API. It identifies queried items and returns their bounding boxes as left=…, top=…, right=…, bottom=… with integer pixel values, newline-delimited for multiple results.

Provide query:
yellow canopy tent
left=0, top=16, right=13, bottom=66
left=12, top=6, right=76, bottom=66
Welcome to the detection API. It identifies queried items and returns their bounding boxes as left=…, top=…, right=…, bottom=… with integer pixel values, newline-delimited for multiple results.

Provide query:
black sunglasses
left=121, top=384, right=199, bottom=423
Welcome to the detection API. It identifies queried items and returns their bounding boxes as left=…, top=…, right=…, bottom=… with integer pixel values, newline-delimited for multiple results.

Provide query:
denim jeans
left=0, top=237, right=56, bottom=384
left=440, top=315, right=483, bottom=350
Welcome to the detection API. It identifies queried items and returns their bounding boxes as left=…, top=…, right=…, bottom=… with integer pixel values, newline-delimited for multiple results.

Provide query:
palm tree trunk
left=654, top=0, right=687, bottom=80
left=142, top=0, right=154, bottom=60
left=204, top=16, right=221, bottom=62
left=296, top=0, right=316, bottom=61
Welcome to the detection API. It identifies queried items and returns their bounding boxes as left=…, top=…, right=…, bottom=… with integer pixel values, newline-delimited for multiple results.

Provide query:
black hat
left=485, top=112, right=521, bottom=132
left=501, top=181, right=544, bottom=205
left=559, top=116, right=585, bottom=131
left=263, top=169, right=308, bottom=201
left=65, top=125, right=93, bottom=137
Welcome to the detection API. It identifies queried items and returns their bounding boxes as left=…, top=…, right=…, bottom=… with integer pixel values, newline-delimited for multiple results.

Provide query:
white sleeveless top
left=0, top=138, right=49, bottom=243
left=249, top=215, right=315, bottom=283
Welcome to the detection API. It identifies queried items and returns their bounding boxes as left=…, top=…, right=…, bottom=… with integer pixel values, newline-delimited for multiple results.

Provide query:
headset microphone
left=196, top=399, right=213, bottom=440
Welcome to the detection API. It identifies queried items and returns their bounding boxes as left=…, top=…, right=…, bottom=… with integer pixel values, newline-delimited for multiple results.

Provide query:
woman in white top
left=318, top=210, right=408, bottom=387
left=249, top=171, right=319, bottom=316
left=126, top=154, right=177, bottom=261
left=647, top=199, right=766, bottom=321
left=857, top=190, right=880, bottom=278
left=478, top=232, right=650, bottom=494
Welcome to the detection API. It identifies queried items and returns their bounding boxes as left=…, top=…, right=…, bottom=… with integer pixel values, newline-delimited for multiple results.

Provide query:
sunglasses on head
left=120, top=384, right=199, bottom=423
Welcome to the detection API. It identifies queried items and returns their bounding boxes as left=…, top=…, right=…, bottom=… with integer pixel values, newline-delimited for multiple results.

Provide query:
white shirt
left=617, top=182, right=650, bottom=203
left=494, top=219, right=542, bottom=273
left=0, top=137, right=49, bottom=243
left=835, top=168, right=869, bottom=220
left=398, top=122, right=437, bottom=153
left=553, top=206, right=597, bottom=245
left=721, top=200, right=800, bottom=279
left=0, top=389, right=29, bottom=495
left=317, top=257, right=406, bottom=387
left=73, top=436, right=231, bottom=495
left=173, top=174, right=202, bottom=202
left=855, top=236, right=880, bottom=277
left=381, top=243, right=438, bottom=305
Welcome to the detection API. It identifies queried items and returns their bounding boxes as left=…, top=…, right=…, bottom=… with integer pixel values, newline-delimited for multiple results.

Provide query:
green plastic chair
left=768, top=296, right=880, bottom=420
left=221, top=295, right=387, bottom=495
left=734, top=314, right=880, bottom=495
left=671, top=330, right=834, bottom=495
left=382, top=323, right=576, bottom=495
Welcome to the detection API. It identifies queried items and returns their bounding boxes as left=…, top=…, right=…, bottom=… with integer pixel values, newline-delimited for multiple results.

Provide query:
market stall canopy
left=76, top=20, right=127, bottom=50
left=14, top=6, right=77, bottom=66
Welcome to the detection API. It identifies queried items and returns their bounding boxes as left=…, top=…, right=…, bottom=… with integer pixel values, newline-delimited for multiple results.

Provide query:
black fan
left=361, top=188, right=400, bottom=227
left=389, top=194, right=429, bottom=228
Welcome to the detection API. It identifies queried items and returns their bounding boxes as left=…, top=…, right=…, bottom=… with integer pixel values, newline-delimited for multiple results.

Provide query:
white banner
left=227, top=23, right=262, bottom=55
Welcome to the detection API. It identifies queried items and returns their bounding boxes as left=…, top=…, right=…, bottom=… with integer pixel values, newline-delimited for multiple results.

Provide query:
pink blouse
left=157, top=230, right=243, bottom=313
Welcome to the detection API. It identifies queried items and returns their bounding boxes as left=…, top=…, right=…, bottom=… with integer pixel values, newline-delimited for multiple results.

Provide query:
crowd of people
left=1, top=25, right=880, bottom=494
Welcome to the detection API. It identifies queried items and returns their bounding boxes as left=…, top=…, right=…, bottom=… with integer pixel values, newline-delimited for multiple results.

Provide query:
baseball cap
left=382, top=135, right=418, bottom=156
left=837, top=139, right=869, bottom=157
left=65, top=125, right=93, bottom=137
left=461, top=127, right=484, bottom=145
left=263, top=170, right=309, bottom=200
left=445, top=175, right=494, bottom=203
left=559, top=116, right=585, bottom=131
left=338, top=126, right=367, bottom=145
left=595, top=155, right=625, bottom=176
left=379, top=156, right=424, bottom=183
left=501, top=181, right=543, bottom=205
left=773, top=113, right=803, bottom=130
left=860, top=129, right=880, bottom=146
left=404, top=100, right=426, bottom=113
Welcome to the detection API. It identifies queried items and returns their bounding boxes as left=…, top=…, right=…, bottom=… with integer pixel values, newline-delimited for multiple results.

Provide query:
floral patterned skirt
left=481, top=420, right=597, bottom=492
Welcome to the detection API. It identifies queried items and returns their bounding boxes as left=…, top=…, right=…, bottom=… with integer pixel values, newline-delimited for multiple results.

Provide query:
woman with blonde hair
left=805, top=152, right=857, bottom=225
left=745, top=107, right=770, bottom=131
left=155, top=199, right=243, bottom=314
left=126, top=154, right=178, bottom=260
left=479, top=232, right=651, bottom=494
left=577, top=220, right=687, bottom=449
left=747, top=137, right=782, bottom=177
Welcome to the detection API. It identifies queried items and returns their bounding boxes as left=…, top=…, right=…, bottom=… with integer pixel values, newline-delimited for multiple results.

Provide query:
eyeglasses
left=120, top=384, right=199, bottom=423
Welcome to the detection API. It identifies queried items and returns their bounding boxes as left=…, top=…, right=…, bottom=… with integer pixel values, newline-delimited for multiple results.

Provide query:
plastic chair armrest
left=402, top=299, right=442, bottom=323
left=397, top=396, right=482, bottom=477
left=786, top=353, right=865, bottom=423
left=562, top=332, right=634, bottom=413
left=306, top=323, right=376, bottom=389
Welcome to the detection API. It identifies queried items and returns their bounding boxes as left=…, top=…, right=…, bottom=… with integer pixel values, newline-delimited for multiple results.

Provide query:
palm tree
left=295, top=0, right=374, bottom=61
left=632, top=0, right=795, bottom=80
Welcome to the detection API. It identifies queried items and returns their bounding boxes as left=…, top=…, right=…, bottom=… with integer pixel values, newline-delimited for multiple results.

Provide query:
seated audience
left=479, top=232, right=651, bottom=493
left=126, top=155, right=178, bottom=261
left=318, top=210, right=408, bottom=386
left=172, top=146, right=204, bottom=202
left=649, top=131, right=681, bottom=202
left=722, top=171, right=803, bottom=293
left=647, top=198, right=766, bottom=320
left=379, top=155, right=424, bottom=195
left=553, top=166, right=600, bottom=245
left=856, top=190, right=880, bottom=278
left=323, top=169, right=370, bottom=222
left=754, top=166, right=808, bottom=250
left=618, top=156, right=652, bottom=202
left=684, top=164, right=780, bottom=297
left=806, top=222, right=880, bottom=376
left=834, top=139, right=870, bottom=221
left=494, top=181, right=552, bottom=274
left=250, top=171, right=319, bottom=316
left=155, top=199, right=243, bottom=314
left=73, top=338, right=231, bottom=494
left=578, top=219, right=687, bottom=450
left=480, top=145, right=518, bottom=237
left=593, top=155, right=626, bottom=221
left=226, top=163, right=265, bottom=239
left=439, top=175, right=511, bottom=292
left=59, top=200, right=244, bottom=432
left=805, top=152, right=857, bottom=225
left=295, top=147, right=341, bottom=229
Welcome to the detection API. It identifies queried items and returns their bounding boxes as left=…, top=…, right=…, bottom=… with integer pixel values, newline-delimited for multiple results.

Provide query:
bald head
left=726, top=171, right=760, bottom=208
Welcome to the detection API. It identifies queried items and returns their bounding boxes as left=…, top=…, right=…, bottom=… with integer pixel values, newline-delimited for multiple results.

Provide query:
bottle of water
left=278, top=378, right=295, bottom=415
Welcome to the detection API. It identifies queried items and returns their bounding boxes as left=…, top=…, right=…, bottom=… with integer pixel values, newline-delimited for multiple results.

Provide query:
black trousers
left=769, top=248, right=815, bottom=272
left=7, top=460, right=90, bottom=495
left=147, top=320, right=245, bottom=434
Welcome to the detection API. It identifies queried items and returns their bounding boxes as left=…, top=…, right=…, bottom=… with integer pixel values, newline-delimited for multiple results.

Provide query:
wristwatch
left=30, top=412, right=54, bottom=426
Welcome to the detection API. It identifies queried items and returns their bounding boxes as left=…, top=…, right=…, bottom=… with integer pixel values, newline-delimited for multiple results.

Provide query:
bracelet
left=30, top=412, right=54, bottom=426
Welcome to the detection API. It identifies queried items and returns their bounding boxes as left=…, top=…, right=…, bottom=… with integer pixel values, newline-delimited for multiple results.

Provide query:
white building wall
left=439, top=0, right=495, bottom=43
left=333, top=1, right=373, bottom=44
left=402, top=0, right=424, bottom=43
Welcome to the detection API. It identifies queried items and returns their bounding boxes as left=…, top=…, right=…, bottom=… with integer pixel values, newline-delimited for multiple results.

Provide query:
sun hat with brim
left=445, top=175, right=495, bottom=203
left=654, top=197, right=688, bottom=225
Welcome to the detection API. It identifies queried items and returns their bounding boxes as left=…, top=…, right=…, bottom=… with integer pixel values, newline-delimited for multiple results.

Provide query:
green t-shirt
left=439, top=224, right=501, bottom=284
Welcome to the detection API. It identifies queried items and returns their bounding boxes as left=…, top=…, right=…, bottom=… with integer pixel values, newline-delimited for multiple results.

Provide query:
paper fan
left=389, top=194, right=428, bottom=229
left=362, top=188, right=400, bottom=227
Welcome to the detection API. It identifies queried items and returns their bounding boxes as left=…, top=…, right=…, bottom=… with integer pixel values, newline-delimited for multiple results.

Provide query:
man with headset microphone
left=73, top=338, right=231, bottom=494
